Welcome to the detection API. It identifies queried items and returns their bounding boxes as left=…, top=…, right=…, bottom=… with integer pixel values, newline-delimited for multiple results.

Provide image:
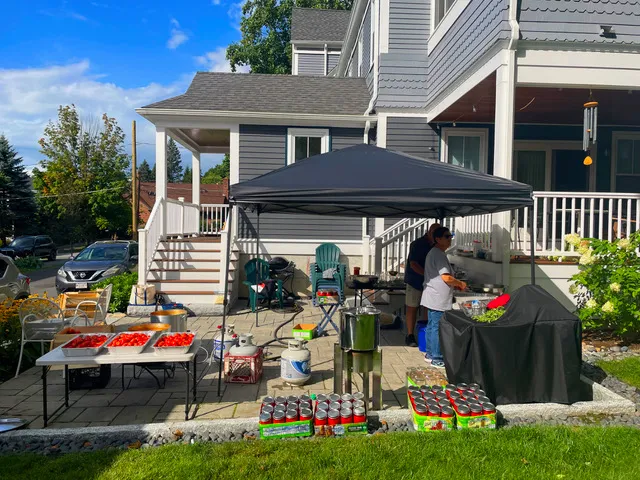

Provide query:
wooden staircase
left=147, top=235, right=238, bottom=313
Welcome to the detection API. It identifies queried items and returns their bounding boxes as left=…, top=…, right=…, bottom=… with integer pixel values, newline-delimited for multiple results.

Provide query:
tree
left=138, top=159, right=153, bottom=182
left=34, top=105, right=131, bottom=244
left=227, top=0, right=353, bottom=74
left=167, top=138, right=182, bottom=183
left=0, top=135, right=37, bottom=246
left=182, top=165, right=193, bottom=183
left=201, top=154, right=230, bottom=184
left=151, top=164, right=156, bottom=180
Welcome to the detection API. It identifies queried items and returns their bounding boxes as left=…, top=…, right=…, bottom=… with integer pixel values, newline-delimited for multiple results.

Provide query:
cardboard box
left=406, top=367, right=448, bottom=388
left=455, top=411, right=497, bottom=430
left=314, top=423, right=367, bottom=437
left=259, top=420, right=313, bottom=439
left=292, top=323, right=317, bottom=341
left=409, top=401, right=455, bottom=431
left=60, top=291, right=102, bottom=318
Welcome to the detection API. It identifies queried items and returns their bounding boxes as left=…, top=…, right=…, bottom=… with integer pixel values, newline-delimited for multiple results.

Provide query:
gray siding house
left=135, top=1, right=640, bottom=313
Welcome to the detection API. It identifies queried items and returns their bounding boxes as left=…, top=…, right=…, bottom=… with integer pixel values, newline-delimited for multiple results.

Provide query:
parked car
left=0, top=235, right=57, bottom=261
left=0, top=253, right=31, bottom=302
left=56, top=240, right=138, bottom=294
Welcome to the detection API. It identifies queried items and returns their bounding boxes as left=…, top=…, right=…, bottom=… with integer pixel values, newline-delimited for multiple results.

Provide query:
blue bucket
left=162, top=303, right=184, bottom=310
left=416, top=321, right=428, bottom=353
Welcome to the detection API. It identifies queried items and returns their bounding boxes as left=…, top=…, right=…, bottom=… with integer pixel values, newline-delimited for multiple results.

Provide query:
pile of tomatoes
left=64, top=334, right=109, bottom=349
left=155, top=333, right=195, bottom=348
left=66, top=328, right=82, bottom=334
left=109, top=333, right=150, bottom=347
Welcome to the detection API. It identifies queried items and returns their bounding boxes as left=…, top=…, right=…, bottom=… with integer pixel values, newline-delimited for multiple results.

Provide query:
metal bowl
left=353, top=275, right=378, bottom=286
left=470, top=284, right=505, bottom=295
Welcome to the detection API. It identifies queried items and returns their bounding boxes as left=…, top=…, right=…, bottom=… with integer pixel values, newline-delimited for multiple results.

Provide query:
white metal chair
left=15, top=298, right=88, bottom=378
left=73, top=284, right=113, bottom=325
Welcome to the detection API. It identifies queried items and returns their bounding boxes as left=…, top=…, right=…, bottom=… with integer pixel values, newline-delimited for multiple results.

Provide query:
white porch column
left=373, top=114, right=388, bottom=243
left=155, top=128, right=168, bottom=237
left=229, top=124, right=240, bottom=238
left=192, top=151, right=201, bottom=206
left=492, top=53, right=517, bottom=285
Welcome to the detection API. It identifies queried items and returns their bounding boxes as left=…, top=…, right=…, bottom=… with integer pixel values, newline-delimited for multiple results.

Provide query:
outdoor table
left=35, top=339, right=201, bottom=427
left=347, top=281, right=405, bottom=307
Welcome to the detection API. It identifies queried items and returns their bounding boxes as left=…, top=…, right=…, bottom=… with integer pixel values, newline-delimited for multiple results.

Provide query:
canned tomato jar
left=327, top=409, right=340, bottom=426
left=259, top=413, right=272, bottom=425
left=419, top=385, right=431, bottom=394
left=329, top=401, right=342, bottom=411
left=456, top=404, right=471, bottom=417
left=341, top=393, right=353, bottom=403
left=272, top=411, right=285, bottom=424
left=413, top=398, right=427, bottom=409
left=477, top=395, right=491, bottom=405
left=431, top=385, right=444, bottom=393
left=316, top=394, right=328, bottom=404
left=436, top=391, right=448, bottom=401
left=275, top=396, right=287, bottom=404
left=274, top=403, right=287, bottom=412
left=352, top=392, right=365, bottom=401
left=441, top=405, right=455, bottom=419
left=469, top=403, right=483, bottom=417
left=482, top=403, right=496, bottom=415
left=468, top=383, right=481, bottom=392
left=299, top=394, right=311, bottom=403
left=262, top=396, right=275, bottom=406
left=287, top=395, right=299, bottom=404
left=449, top=391, right=461, bottom=401
left=422, top=391, right=436, bottom=400
left=353, top=400, right=366, bottom=410
left=414, top=404, right=428, bottom=416
left=317, top=402, right=329, bottom=412
left=262, top=405, right=274, bottom=415
left=342, top=401, right=353, bottom=410
left=298, top=401, right=312, bottom=410
left=408, top=385, right=420, bottom=392
left=353, top=407, right=366, bottom=423
left=329, top=393, right=341, bottom=403
left=427, top=405, right=441, bottom=417
left=445, top=384, right=457, bottom=392
left=286, top=409, right=299, bottom=422
left=456, top=383, right=468, bottom=393
left=300, top=408, right=313, bottom=421
left=426, top=399, right=440, bottom=408
left=340, top=408, right=353, bottom=424
left=476, top=389, right=487, bottom=397
left=315, top=410, right=328, bottom=426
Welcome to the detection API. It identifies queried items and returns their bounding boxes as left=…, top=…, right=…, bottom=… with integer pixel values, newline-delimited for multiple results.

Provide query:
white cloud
left=195, top=47, right=250, bottom=73
left=167, top=18, right=189, bottom=50
left=0, top=60, right=192, bottom=169
left=211, top=0, right=221, bottom=5
left=227, top=2, right=243, bottom=30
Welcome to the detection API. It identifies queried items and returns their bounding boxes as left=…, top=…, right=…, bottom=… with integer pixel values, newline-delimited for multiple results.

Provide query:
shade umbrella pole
left=529, top=206, right=536, bottom=285
left=218, top=203, right=234, bottom=397
left=256, top=207, right=260, bottom=328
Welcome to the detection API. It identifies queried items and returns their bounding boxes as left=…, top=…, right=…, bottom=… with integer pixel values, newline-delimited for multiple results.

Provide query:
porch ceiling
left=432, top=74, right=640, bottom=126
left=170, top=128, right=230, bottom=154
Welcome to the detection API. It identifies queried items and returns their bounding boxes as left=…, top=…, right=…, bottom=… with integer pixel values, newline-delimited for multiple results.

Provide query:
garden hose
left=260, top=303, right=304, bottom=361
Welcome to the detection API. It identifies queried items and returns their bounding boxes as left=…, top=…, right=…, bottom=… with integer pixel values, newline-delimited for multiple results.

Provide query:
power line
left=2, top=186, right=125, bottom=201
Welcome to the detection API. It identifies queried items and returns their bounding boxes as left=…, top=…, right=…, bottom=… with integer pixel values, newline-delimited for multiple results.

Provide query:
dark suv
left=56, top=240, right=138, bottom=294
left=0, top=236, right=57, bottom=260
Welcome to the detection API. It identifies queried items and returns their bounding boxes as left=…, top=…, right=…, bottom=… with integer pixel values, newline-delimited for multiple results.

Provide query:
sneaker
left=405, top=334, right=418, bottom=347
left=424, top=353, right=432, bottom=364
left=431, top=360, right=445, bottom=369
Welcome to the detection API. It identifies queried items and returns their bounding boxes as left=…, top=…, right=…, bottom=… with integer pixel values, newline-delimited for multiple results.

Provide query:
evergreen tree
left=201, top=154, right=230, bottom=184
left=182, top=165, right=192, bottom=183
left=0, top=135, right=37, bottom=246
left=167, top=138, right=182, bottom=183
left=138, top=159, right=153, bottom=182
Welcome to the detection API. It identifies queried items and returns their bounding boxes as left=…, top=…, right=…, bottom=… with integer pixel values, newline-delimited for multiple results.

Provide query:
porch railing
left=200, top=204, right=230, bottom=235
left=166, top=198, right=200, bottom=236
left=138, top=199, right=163, bottom=286
left=511, top=192, right=640, bottom=256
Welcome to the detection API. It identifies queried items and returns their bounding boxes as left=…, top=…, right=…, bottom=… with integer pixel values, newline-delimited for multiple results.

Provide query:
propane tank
left=213, top=324, right=238, bottom=361
left=281, top=340, right=311, bottom=385
left=229, top=333, right=259, bottom=356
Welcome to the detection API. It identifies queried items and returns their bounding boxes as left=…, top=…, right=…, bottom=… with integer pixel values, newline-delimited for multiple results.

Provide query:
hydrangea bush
left=566, top=232, right=640, bottom=336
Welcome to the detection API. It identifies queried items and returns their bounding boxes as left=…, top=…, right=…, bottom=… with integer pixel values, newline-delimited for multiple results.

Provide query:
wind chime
left=582, top=93, right=598, bottom=166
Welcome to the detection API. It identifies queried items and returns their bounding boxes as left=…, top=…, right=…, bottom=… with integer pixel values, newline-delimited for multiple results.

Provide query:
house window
left=287, top=128, right=330, bottom=165
left=434, top=0, right=457, bottom=28
left=612, top=133, right=640, bottom=193
left=441, top=128, right=488, bottom=172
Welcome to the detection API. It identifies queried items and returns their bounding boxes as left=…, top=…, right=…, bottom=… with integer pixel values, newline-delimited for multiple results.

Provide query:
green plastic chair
left=310, top=243, right=346, bottom=301
left=243, top=258, right=283, bottom=312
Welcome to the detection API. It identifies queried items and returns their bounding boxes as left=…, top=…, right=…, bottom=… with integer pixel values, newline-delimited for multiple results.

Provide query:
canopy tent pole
left=255, top=206, right=261, bottom=328
left=217, top=202, right=234, bottom=397
left=529, top=206, right=536, bottom=285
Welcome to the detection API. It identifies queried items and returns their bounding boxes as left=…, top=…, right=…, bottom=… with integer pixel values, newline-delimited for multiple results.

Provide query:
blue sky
left=0, top=0, right=246, bottom=174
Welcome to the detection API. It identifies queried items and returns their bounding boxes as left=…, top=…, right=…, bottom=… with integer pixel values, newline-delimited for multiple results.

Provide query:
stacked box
left=312, top=392, right=367, bottom=437
left=292, top=323, right=317, bottom=341
left=258, top=394, right=313, bottom=439
left=259, top=419, right=312, bottom=439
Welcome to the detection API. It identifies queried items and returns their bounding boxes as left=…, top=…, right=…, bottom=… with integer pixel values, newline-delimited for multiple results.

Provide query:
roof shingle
left=290, top=8, right=351, bottom=42
left=141, top=72, right=371, bottom=116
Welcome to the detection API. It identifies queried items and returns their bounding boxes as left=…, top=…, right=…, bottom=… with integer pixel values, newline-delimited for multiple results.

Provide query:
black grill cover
left=440, top=285, right=583, bottom=405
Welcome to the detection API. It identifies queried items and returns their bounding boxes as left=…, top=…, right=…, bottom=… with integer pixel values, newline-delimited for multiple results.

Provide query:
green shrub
left=92, top=272, right=138, bottom=313
left=566, top=232, right=640, bottom=336
left=14, top=256, right=43, bottom=272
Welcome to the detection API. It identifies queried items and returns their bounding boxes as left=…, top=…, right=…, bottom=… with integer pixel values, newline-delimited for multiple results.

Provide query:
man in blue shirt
left=403, top=223, right=440, bottom=347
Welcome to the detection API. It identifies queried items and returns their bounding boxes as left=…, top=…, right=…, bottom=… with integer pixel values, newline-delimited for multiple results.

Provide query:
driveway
left=26, top=255, right=72, bottom=297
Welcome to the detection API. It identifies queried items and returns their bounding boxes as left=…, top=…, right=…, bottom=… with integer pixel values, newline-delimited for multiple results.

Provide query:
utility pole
left=131, top=120, right=138, bottom=241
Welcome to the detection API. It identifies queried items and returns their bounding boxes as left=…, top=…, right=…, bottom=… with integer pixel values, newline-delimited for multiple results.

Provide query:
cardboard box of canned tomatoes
left=258, top=394, right=313, bottom=439
left=312, top=392, right=368, bottom=437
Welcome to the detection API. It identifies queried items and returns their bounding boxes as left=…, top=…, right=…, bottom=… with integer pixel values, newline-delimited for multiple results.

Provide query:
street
left=26, top=254, right=72, bottom=297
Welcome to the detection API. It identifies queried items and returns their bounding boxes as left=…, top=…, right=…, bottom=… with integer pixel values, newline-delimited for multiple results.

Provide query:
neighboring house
left=135, top=180, right=229, bottom=224
left=135, top=1, right=640, bottom=313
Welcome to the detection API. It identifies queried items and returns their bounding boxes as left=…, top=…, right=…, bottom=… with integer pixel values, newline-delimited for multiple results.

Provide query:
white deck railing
left=138, top=199, right=163, bottom=286
left=166, top=198, right=200, bottom=236
left=511, top=192, right=640, bottom=256
left=200, top=204, right=229, bottom=235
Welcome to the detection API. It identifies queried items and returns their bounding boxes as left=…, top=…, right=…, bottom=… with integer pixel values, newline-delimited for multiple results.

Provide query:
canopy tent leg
left=529, top=207, right=536, bottom=285
left=256, top=207, right=260, bottom=328
left=217, top=204, right=234, bottom=397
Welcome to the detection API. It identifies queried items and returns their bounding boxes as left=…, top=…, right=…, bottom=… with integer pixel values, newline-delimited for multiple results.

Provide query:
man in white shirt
left=421, top=227, right=467, bottom=368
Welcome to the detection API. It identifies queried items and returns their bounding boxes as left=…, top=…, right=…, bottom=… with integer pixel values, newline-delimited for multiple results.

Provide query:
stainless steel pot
left=150, top=309, right=188, bottom=332
left=340, top=307, right=380, bottom=352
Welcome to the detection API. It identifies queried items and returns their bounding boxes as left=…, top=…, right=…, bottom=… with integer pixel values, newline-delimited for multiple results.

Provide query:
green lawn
left=597, top=356, right=640, bottom=389
left=2, top=427, right=640, bottom=480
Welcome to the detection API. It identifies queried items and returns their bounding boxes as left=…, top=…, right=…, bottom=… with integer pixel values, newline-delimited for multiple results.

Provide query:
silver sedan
left=0, top=253, right=30, bottom=303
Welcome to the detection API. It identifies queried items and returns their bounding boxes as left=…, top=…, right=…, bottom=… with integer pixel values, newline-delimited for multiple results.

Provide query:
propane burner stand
left=333, top=344, right=382, bottom=411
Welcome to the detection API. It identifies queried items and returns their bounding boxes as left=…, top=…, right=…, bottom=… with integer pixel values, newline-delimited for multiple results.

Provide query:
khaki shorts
left=405, top=284, right=422, bottom=308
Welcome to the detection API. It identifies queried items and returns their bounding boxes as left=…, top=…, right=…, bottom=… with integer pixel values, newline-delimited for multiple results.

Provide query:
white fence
left=511, top=192, right=640, bottom=256
left=138, top=200, right=163, bottom=286
left=166, top=198, right=200, bottom=236
left=200, top=204, right=229, bottom=235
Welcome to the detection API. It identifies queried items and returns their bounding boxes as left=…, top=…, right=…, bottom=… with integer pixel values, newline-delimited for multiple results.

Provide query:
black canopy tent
left=215, top=144, right=534, bottom=396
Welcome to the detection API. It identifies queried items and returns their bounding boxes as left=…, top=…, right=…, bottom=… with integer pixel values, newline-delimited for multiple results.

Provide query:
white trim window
left=440, top=128, right=488, bottom=172
left=429, top=0, right=470, bottom=53
left=287, top=128, right=330, bottom=165
left=434, top=0, right=456, bottom=27
left=612, top=132, right=640, bottom=192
